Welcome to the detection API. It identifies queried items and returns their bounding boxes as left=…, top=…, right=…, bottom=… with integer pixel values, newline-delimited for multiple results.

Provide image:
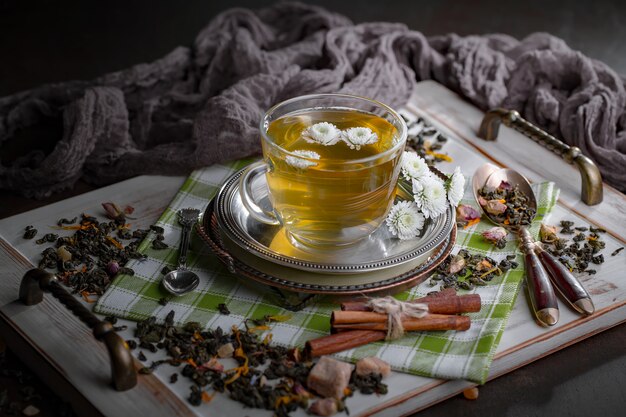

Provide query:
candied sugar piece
left=217, top=342, right=234, bottom=358
left=307, top=356, right=353, bottom=399
left=309, top=398, right=338, bottom=416
left=355, top=357, right=391, bottom=378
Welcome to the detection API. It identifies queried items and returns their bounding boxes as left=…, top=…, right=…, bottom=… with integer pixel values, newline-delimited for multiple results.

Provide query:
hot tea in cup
left=240, top=94, right=407, bottom=247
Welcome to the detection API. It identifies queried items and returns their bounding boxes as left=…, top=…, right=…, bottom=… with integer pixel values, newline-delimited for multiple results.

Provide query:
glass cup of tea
left=240, top=93, right=408, bottom=247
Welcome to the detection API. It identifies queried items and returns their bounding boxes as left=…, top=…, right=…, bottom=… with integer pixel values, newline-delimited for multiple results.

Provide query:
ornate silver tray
left=198, top=197, right=456, bottom=297
left=213, top=167, right=455, bottom=274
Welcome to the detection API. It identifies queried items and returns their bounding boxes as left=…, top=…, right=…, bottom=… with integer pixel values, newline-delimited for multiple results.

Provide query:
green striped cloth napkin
left=94, top=160, right=558, bottom=384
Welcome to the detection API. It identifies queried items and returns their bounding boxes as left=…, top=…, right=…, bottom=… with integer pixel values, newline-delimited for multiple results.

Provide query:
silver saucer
left=198, top=198, right=457, bottom=297
left=213, top=167, right=455, bottom=274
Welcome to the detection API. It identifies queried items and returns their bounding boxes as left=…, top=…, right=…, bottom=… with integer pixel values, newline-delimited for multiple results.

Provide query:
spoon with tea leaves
left=162, top=208, right=201, bottom=296
left=473, top=164, right=559, bottom=326
left=473, top=165, right=594, bottom=325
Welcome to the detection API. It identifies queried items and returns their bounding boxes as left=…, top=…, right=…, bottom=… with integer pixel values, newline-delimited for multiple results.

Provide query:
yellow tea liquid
left=264, top=108, right=402, bottom=246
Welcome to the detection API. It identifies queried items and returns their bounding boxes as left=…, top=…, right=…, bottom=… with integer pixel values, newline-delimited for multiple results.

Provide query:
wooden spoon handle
left=536, top=249, right=594, bottom=315
left=524, top=250, right=559, bottom=326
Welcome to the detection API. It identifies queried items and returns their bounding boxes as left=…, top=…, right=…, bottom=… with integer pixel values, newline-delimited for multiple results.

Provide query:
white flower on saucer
left=301, top=122, right=341, bottom=146
left=445, top=166, right=465, bottom=206
left=285, top=150, right=320, bottom=169
left=341, top=127, right=378, bottom=150
left=386, top=201, right=425, bottom=240
left=412, top=174, right=447, bottom=219
left=400, top=151, right=429, bottom=181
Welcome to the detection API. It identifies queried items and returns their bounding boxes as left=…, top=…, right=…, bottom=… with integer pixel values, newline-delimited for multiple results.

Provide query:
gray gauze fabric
left=1, top=2, right=624, bottom=197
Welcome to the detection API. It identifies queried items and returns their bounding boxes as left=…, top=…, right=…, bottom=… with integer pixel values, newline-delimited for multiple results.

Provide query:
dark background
left=1, top=1, right=625, bottom=416
left=2, top=0, right=626, bottom=216
left=1, top=0, right=625, bottom=98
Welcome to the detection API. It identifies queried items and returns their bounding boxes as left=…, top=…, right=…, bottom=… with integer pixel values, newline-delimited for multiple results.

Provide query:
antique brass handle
left=19, top=268, right=137, bottom=391
left=477, top=108, right=603, bottom=205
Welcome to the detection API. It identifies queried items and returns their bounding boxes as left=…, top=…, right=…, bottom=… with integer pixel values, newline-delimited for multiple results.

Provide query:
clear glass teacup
left=240, top=94, right=407, bottom=248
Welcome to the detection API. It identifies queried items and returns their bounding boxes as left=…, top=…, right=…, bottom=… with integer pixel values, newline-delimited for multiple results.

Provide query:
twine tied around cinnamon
left=367, top=296, right=429, bottom=340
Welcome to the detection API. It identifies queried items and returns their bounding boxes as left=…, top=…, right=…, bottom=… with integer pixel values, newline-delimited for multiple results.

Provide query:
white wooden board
left=0, top=81, right=624, bottom=417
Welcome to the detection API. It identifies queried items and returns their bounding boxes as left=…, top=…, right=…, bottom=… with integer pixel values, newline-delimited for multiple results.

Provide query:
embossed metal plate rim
left=198, top=199, right=458, bottom=294
left=214, top=167, right=455, bottom=274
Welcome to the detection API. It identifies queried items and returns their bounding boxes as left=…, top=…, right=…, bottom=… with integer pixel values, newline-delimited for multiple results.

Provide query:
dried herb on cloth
left=403, top=115, right=452, bottom=164
left=477, top=180, right=535, bottom=228
left=540, top=220, right=608, bottom=275
left=132, top=310, right=389, bottom=416
left=26, top=204, right=160, bottom=299
left=428, top=249, right=518, bottom=291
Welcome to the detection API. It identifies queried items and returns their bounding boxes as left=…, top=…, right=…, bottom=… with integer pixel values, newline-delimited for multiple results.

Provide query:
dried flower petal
left=293, top=382, right=313, bottom=398
left=483, top=199, right=507, bottom=215
left=106, top=260, right=120, bottom=276
left=448, top=254, right=466, bottom=274
left=309, top=397, right=338, bottom=416
left=102, top=202, right=135, bottom=223
left=57, top=245, right=72, bottom=262
left=456, top=205, right=481, bottom=222
left=475, top=259, right=493, bottom=272
left=540, top=223, right=558, bottom=243
left=482, top=227, right=508, bottom=247
left=498, top=180, right=512, bottom=190
left=102, top=202, right=122, bottom=219
left=200, top=357, right=224, bottom=373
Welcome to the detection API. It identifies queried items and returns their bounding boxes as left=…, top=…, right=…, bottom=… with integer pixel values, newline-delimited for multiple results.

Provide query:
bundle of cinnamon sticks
left=305, top=289, right=481, bottom=357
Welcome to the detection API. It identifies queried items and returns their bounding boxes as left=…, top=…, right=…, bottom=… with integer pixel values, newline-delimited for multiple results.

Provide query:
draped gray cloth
left=1, top=1, right=624, bottom=197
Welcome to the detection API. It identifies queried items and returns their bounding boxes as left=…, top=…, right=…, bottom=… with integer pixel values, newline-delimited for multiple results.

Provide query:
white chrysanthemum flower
left=341, top=127, right=378, bottom=150
left=285, top=150, right=320, bottom=169
left=386, top=201, right=425, bottom=240
left=301, top=122, right=341, bottom=146
left=412, top=174, right=448, bottom=219
left=445, top=166, right=465, bottom=206
left=400, top=151, right=429, bottom=181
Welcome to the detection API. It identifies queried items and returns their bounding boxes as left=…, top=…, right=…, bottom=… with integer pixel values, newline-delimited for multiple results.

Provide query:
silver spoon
left=473, top=164, right=594, bottom=318
left=472, top=164, right=560, bottom=326
left=162, top=208, right=201, bottom=296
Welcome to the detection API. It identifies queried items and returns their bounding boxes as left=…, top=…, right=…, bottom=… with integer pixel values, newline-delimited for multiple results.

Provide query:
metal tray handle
left=19, top=268, right=137, bottom=391
left=478, top=108, right=603, bottom=205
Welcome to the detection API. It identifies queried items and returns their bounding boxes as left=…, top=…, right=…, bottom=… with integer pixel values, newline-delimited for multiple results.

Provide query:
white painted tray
left=0, top=81, right=624, bottom=417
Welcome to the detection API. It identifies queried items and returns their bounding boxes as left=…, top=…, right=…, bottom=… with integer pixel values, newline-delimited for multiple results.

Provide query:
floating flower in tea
left=285, top=150, right=320, bottom=169
left=301, top=122, right=341, bottom=146
left=341, top=126, right=378, bottom=150
left=385, top=201, right=425, bottom=240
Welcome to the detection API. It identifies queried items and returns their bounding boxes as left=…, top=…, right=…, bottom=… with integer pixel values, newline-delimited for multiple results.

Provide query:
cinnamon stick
left=340, top=293, right=481, bottom=315
left=340, top=288, right=456, bottom=311
left=332, top=314, right=471, bottom=332
left=305, top=330, right=386, bottom=357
